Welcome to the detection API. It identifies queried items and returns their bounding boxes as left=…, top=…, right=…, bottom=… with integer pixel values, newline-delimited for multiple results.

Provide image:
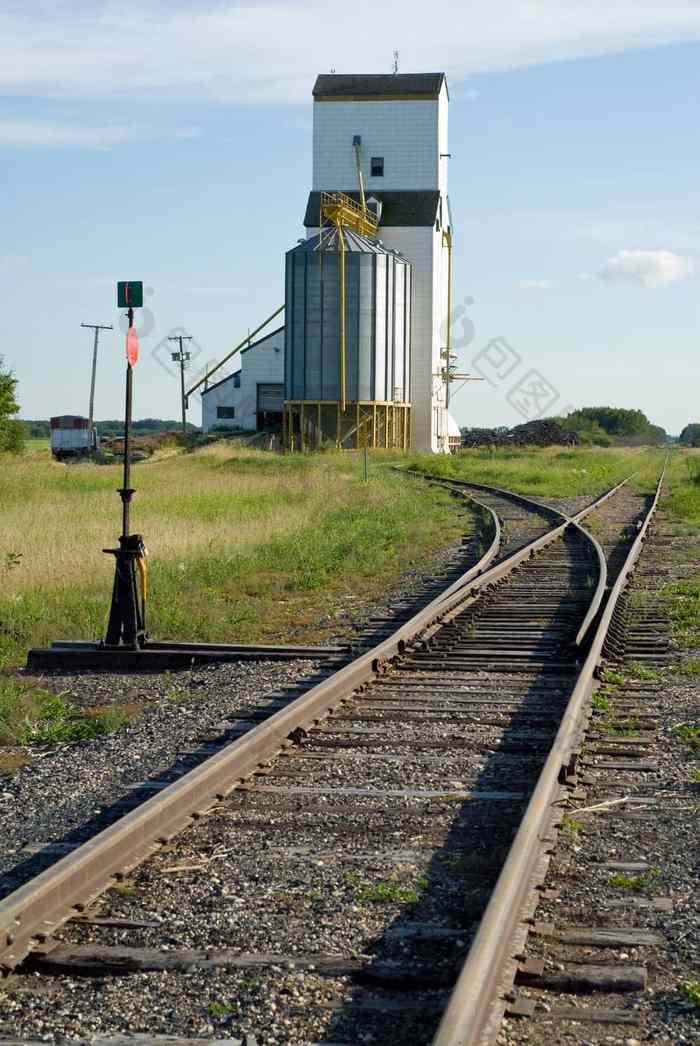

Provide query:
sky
left=1, top=1, right=699, bottom=435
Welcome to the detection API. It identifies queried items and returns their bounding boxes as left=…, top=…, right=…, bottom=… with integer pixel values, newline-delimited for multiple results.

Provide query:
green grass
left=663, top=576, right=700, bottom=649
left=405, top=446, right=664, bottom=497
left=0, top=446, right=467, bottom=669
left=664, top=454, right=700, bottom=529
left=0, top=676, right=131, bottom=746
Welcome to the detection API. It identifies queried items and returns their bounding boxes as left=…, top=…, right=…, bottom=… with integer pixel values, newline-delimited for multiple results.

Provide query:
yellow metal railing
left=320, top=191, right=378, bottom=237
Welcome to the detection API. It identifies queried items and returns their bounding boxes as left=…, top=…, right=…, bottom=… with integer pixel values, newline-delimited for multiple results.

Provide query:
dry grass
left=0, top=444, right=466, bottom=667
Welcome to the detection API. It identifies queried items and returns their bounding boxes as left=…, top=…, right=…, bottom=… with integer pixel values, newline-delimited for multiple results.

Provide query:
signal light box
left=117, top=281, right=143, bottom=308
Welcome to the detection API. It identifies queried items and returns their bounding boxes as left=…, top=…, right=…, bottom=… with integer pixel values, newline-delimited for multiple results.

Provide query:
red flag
left=126, top=327, right=139, bottom=366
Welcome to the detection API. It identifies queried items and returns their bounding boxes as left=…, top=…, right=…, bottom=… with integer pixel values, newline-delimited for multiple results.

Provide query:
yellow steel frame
left=319, top=191, right=378, bottom=237
left=284, top=400, right=411, bottom=452
left=442, top=227, right=453, bottom=409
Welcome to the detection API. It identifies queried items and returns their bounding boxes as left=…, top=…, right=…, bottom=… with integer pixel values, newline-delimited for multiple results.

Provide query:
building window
left=370, top=156, right=384, bottom=177
left=233, top=372, right=241, bottom=388
left=217, top=406, right=236, bottom=419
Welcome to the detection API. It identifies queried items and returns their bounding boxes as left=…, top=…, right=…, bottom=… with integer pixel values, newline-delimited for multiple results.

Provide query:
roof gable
left=313, top=73, right=446, bottom=100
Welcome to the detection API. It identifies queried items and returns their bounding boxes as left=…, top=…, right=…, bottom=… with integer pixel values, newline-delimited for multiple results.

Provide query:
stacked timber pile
left=462, top=419, right=579, bottom=448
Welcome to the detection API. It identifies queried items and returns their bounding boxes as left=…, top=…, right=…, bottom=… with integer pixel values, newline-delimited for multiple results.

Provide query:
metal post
left=81, top=323, right=112, bottom=449
left=338, top=223, right=346, bottom=412
left=104, top=305, right=147, bottom=650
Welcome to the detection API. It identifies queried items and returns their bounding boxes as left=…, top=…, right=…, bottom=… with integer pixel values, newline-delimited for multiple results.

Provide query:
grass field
left=405, top=445, right=666, bottom=496
left=1, top=441, right=698, bottom=748
left=0, top=443, right=468, bottom=673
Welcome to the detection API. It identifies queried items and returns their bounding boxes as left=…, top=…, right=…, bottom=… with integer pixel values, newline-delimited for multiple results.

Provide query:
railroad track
left=0, top=468, right=664, bottom=1045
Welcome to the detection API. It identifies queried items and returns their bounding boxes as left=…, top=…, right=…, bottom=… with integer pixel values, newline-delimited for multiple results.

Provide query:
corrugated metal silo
left=284, top=226, right=411, bottom=449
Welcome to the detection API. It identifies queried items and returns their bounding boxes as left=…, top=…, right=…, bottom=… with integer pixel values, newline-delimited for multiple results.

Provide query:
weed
left=0, top=677, right=131, bottom=746
left=600, top=668, right=626, bottom=687
left=609, top=867, right=662, bottom=891
left=674, top=722, right=700, bottom=755
left=690, top=768, right=700, bottom=782
left=560, top=817, right=583, bottom=845
left=208, top=1002, right=235, bottom=1017
left=592, top=693, right=612, bottom=713
left=23, top=698, right=129, bottom=745
left=679, top=979, right=700, bottom=1008
left=345, top=871, right=427, bottom=904
left=2, top=552, right=22, bottom=573
left=112, top=884, right=137, bottom=897
left=675, top=659, right=700, bottom=676
left=625, top=661, right=660, bottom=681
left=164, top=686, right=191, bottom=703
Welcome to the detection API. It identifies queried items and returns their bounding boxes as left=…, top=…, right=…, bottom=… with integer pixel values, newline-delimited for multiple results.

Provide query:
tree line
left=560, top=407, right=668, bottom=446
left=23, top=418, right=198, bottom=438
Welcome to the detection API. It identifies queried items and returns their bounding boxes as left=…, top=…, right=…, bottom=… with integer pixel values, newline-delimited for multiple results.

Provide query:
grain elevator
left=202, top=72, right=453, bottom=452
left=298, top=72, right=452, bottom=452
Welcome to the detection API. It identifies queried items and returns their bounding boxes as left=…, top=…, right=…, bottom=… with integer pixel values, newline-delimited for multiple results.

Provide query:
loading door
left=256, top=383, right=285, bottom=430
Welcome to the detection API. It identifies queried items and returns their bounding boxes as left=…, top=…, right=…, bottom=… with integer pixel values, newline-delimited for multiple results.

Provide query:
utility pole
left=168, top=335, right=193, bottom=444
left=81, top=323, right=112, bottom=447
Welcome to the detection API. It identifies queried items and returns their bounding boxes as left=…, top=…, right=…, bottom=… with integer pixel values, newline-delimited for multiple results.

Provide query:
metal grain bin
left=284, top=227, right=411, bottom=406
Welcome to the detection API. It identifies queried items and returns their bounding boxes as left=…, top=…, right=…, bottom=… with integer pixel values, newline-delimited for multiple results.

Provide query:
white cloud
left=0, top=2, right=699, bottom=103
left=517, top=278, right=552, bottom=290
left=598, top=249, right=695, bottom=288
left=0, top=120, right=199, bottom=149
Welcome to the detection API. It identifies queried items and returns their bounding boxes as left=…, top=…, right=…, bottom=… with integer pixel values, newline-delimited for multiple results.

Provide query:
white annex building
left=201, top=326, right=284, bottom=433
left=202, top=72, right=453, bottom=453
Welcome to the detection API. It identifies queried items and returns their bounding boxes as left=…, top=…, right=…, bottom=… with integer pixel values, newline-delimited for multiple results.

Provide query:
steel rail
left=432, top=465, right=666, bottom=1046
left=410, top=470, right=623, bottom=644
left=0, top=476, right=627, bottom=973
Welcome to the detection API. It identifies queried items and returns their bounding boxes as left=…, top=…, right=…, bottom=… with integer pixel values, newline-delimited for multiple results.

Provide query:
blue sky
left=1, top=3, right=699, bottom=434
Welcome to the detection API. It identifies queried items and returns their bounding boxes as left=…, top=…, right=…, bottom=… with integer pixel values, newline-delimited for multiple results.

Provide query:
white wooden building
left=201, top=326, right=284, bottom=433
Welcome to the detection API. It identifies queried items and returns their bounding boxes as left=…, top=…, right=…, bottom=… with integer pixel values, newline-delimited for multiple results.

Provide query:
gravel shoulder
left=500, top=507, right=700, bottom=1046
